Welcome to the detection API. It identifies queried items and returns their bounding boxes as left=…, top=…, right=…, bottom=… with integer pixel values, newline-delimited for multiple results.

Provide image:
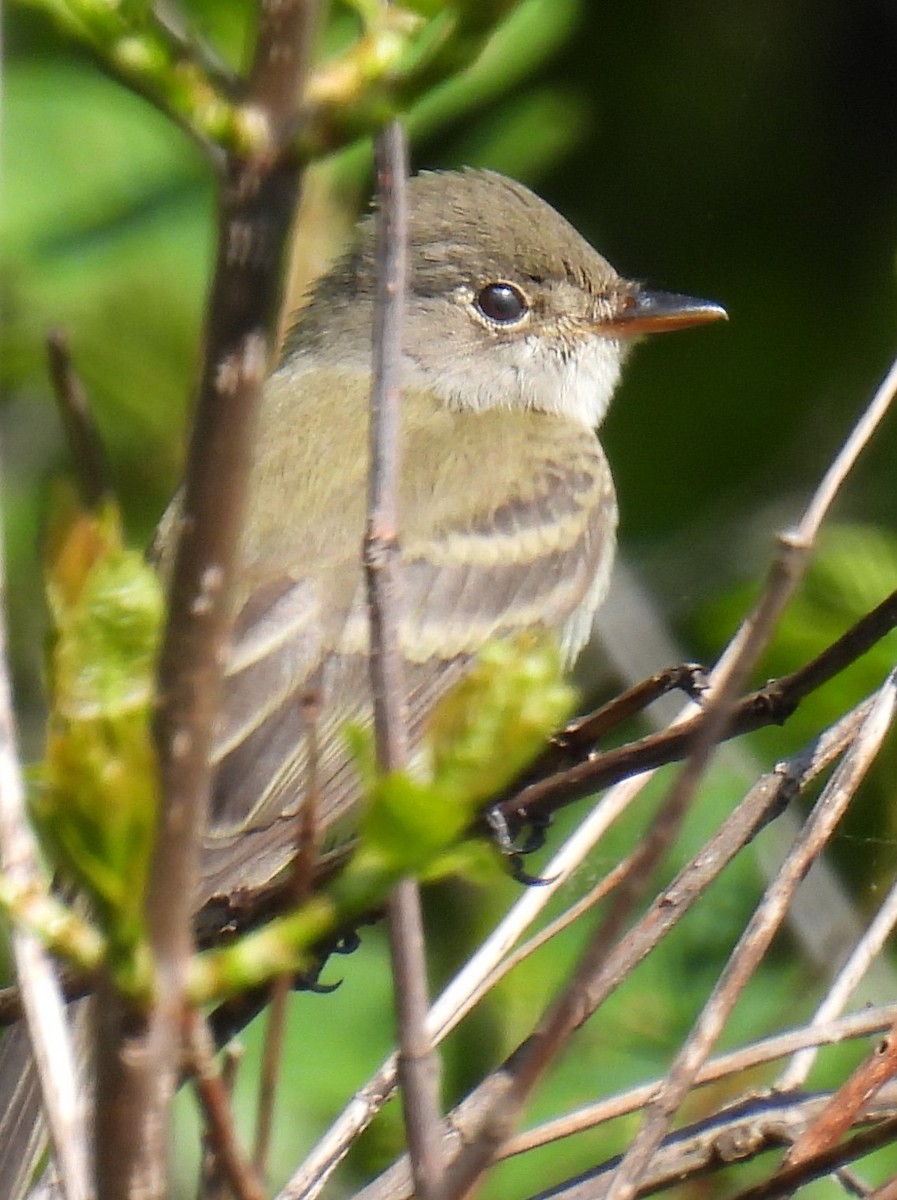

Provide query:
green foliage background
left=4, top=2, right=897, bottom=1196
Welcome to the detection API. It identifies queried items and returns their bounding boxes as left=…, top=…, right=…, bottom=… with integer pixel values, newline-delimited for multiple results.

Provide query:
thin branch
left=279, top=767, right=665, bottom=1200
left=538, top=663, right=707, bottom=770
left=365, top=118, right=443, bottom=1200
left=46, top=329, right=111, bottom=509
left=163, top=582, right=897, bottom=968
left=365, top=120, right=410, bottom=776
left=186, top=1011, right=264, bottom=1200
left=200, top=1041, right=245, bottom=1200
left=286, top=698, right=866, bottom=1200
left=604, top=670, right=897, bottom=1200
left=94, top=4, right=320, bottom=1197
left=3, top=576, right=892, bottom=1022
left=356, top=1010, right=897, bottom=1200
left=505, top=1008, right=897, bottom=1163
left=704, top=349, right=897, bottom=700
left=798, top=353, right=897, bottom=540
left=530, top=352, right=897, bottom=1200
left=254, top=694, right=323, bottom=1180
left=438, top=384, right=897, bottom=1197
left=785, top=1018, right=897, bottom=1168
left=777, top=871, right=897, bottom=1091
left=504, top=583, right=897, bottom=825
left=527, top=1094, right=897, bottom=1200
left=359, top=1022, right=897, bottom=1200
left=727, top=1115, right=897, bottom=1200
left=0, top=491, right=90, bottom=1200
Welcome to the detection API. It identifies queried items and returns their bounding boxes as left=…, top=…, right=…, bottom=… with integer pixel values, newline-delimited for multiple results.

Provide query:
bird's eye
left=475, top=282, right=528, bottom=325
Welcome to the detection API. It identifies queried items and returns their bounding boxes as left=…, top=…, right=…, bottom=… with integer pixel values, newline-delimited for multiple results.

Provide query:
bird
left=0, top=170, right=726, bottom=1200
left=150, top=168, right=726, bottom=905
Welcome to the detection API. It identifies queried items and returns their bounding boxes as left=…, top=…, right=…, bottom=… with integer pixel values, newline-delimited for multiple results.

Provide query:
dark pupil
left=477, top=283, right=526, bottom=323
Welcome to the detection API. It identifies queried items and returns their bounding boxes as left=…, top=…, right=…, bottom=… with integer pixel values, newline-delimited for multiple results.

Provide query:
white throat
left=410, top=333, right=626, bottom=430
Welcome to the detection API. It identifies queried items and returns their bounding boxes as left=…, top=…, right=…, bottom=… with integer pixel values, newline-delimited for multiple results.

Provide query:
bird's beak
left=607, top=288, right=727, bottom=336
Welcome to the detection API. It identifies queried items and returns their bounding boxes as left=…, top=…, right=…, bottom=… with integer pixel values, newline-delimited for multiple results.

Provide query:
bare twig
left=200, top=1041, right=245, bottom=1200
left=526, top=1093, right=897, bottom=1200
left=701, top=348, right=897, bottom=702
left=46, top=329, right=111, bottom=509
left=541, top=663, right=707, bottom=766
left=0, top=486, right=89, bottom=1199
left=365, top=116, right=410, bottom=773
left=278, top=761, right=666, bottom=1200
left=358, top=1010, right=897, bottom=1200
left=1, top=575, right=891, bottom=1012
left=604, top=671, right=897, bottom=1200
left=295, top=699, right=865, bottom=1200
left=365, top=119, right=443, bottom=1200
left=440, top=369, right=897, bottom=1196
left=727, top=1115, right=897, bottom=1200
left=94, top=5, right=319, bottom=1197
left=502, top=584, right=897, bottom=825
left=526, top=353, right=897, bottom=1200
left=799, top=354, right=897, bottom=541
left=254, top=694, right=323, bottom=1180
left=777, top=872, right=897, bottom=1091
left=785, top=1019, right=897, bottom=1168
left=186, top=1011, right=264, bottom=1200
left=505, top=1007, right=897, bottom=1162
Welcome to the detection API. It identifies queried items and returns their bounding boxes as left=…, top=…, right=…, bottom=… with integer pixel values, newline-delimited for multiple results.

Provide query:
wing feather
left=198, top=377, right=616, bottom=901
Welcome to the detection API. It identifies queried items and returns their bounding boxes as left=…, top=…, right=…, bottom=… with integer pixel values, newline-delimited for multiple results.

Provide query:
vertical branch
left=366, top=130, right=410, bottom=771
left=93, top=4, right=320, bottom=1197
left=254, top=694, right=323, bottom=1180
left=186, top=1012, right=263, bottom=1200
left=365, top=120, right=443, bottom=1200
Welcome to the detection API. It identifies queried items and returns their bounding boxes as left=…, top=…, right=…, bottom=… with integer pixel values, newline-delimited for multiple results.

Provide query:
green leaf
left=356, top=634, right=576, bottom=872
left=192, top=634, right=571, bottom=1002
left=425, top=632, right=576, bottom=807
left=33, top=498, right=163, bottom=956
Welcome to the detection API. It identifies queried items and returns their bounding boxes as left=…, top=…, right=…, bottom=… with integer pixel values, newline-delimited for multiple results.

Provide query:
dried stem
left=93, top=4, right=319, bottom=1197
left=46, top=329, right=111, bottom=509
left=727, top=1115, right=897, bottom=1200
left=535, top=353, right=897, bottom=1200
left=365, top=119, right=443, bottom=1200
left=777, top=871, right=897, bottom=1091
left=186, top=1011, right=263, bottom=1200
left=438, top=349, right=897, bottom=1193
left=504, top=582, right=897, bottom=826
left=254, top=695, right=323, bottom=1180
left=286, top=699, right=866, bottom=1200
left=604, top=671, right=897, bottom=1200
left=785, top=1018, right=897, bottom=1168
left=2, top=579, right=893, bottom=1023
left=505, top=1007, right=897, bottom=1161
left=522, top=1094, right=897, bottom=1200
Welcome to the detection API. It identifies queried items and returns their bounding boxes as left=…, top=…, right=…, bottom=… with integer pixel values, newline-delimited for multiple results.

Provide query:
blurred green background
left=5, top=2, right=897, bottom=1196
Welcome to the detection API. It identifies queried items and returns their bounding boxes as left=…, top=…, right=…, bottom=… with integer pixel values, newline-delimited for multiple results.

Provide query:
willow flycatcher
left=154, top=168, right=725, bottom=901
